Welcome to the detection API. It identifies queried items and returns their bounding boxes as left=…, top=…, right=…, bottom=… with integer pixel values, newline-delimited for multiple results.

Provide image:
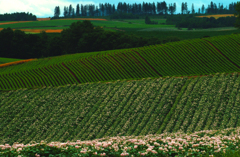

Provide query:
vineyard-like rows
left=1, top=72, right=240, bottom=145
left=0, top=34, right=240, bottom=90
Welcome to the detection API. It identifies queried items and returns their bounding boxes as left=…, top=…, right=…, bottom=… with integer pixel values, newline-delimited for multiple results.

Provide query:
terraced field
left=1, top=72, right=240, bottom=146
left=0, top=33, right=240, bottom=91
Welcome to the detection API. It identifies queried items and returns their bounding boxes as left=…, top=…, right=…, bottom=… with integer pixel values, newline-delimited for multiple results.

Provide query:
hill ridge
left=0, top=33, right=240, bottom=90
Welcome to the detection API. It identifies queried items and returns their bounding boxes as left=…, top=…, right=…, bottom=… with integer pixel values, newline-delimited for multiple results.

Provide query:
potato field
left=1, top=73, right=240, bottom=146
left=1, top=29, right=240, bottom=156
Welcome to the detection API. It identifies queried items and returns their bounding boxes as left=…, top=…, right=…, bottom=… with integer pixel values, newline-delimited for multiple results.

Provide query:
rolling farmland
left=1, top=17, right=240, bottom=155
left=0, top=33, right=240, bottom=91
left=1, top=73, right=240, bottom=146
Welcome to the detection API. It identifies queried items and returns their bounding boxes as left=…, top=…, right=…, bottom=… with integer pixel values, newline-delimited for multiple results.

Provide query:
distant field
left=137, top=26, right=239, bottom=32
left=0, top=21, right=32, bottom=25
left=1, top=14, right=240, bottom=42
left=0, top=21, right=15, bottom=23
left=195, top=14, right=238, bottom=19
left=0, top=57, right=21, bottom=64
left=0, top=19, right=169, bottom=29
left=37, top=18, right=51, bottom=21
left=0, top=34, right=240, bottom=91
left=121, top=18, right=166, bottom=24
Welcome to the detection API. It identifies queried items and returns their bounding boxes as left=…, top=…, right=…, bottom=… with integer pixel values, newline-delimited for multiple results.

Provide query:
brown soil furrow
left=107, top=54, right=132, bottom=77
left=79, top=60, right=101, bottom=81
left=20, top=71, right=34, bottom=87
left=132, top=50, right=162, bottom=76
left=38, top=68, right=53, bottom=85
left=227, top=37, right=240, bottom=46
left=85, top=59, right=107, bottom=81
left=124, top=52, right=159, bottom=77
left=0, top=76, right=7, bottom=89
left=1, top=74, right=14, bottom=89
left=31, top=69, right=48, bottom=86
left=43, top=67, right=61, bottom=85
left=61, top=63, right=80, bottom=83
left=183, top=42, right=214, bottom=72
left=11, top=73, right=26, bottom=88
left=201, top=39, right=240, bottom=69
left=50, top=65, right=66, bottom=84
left=163, top=47, right=189, bottom=74
left=131, top=50, right=161, bottom=77
left=104, top=57, right=125, bottom=78
left=26, top=70, right=46, bottom=87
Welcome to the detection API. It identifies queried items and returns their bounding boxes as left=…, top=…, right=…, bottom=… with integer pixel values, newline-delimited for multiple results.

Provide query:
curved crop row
left=0, top=34, right=240, bottom=90
left=1, top=73, right=240, bottom=145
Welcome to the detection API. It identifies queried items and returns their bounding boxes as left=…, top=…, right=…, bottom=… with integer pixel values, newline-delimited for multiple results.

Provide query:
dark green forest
left=0, top=12, right=37, bottom=21
left=166, top=14, right=238, bottom=29
left=0, top=1, right=239, bottom=59
left=0, top=11, right=240, bottom=59
left=0, top=20, right=181, bottom=59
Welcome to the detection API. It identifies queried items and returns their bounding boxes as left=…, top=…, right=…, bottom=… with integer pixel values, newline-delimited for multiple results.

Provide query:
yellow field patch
left=0, top=28, right=63, bottom=33
left=0, top=26, right=103, bottom=33
left=37, top=18, right=51, bottom=21
left=195, top=14, right=238, bottom=19
left=0, top=21, right=33, bottom=25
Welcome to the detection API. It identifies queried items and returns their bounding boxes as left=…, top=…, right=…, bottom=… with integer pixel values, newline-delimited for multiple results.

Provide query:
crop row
left=1, top=73, right=240, bottom=145
left=0, top=34, right=240, bottom=90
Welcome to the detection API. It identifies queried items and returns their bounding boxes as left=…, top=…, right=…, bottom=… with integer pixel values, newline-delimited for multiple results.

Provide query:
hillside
left=0, top=57, right=21, bottom=64
left=0, top=33, right=240, bottom=91
left=0, top=72, right=240, bottom=145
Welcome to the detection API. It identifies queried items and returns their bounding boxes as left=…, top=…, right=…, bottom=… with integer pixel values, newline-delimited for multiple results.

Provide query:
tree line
left=0, top=12, right=37, bottom=21
left=166, top=14, right=238, bottom=29
left=53, top=1, right=238, bottom=18
left=0, top=20, right=182, bottom=59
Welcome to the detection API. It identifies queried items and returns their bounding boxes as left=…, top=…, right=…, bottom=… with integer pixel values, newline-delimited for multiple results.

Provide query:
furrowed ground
left=1, top=17, right=240, bottom=156
left=0, top=72, right=240, bottom=145
left=0, top=33, right=240, bottom=91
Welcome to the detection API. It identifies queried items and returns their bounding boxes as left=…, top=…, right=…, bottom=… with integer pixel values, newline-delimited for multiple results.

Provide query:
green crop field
left=0, top=57, right=21, bottom=64
left=0, top=33, right=239, bottom=91
left=1, top=72, right=240, bottom=146
left=1, top=14, right=240, bottom=40
left=2, top=14, right=240, bottom=156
